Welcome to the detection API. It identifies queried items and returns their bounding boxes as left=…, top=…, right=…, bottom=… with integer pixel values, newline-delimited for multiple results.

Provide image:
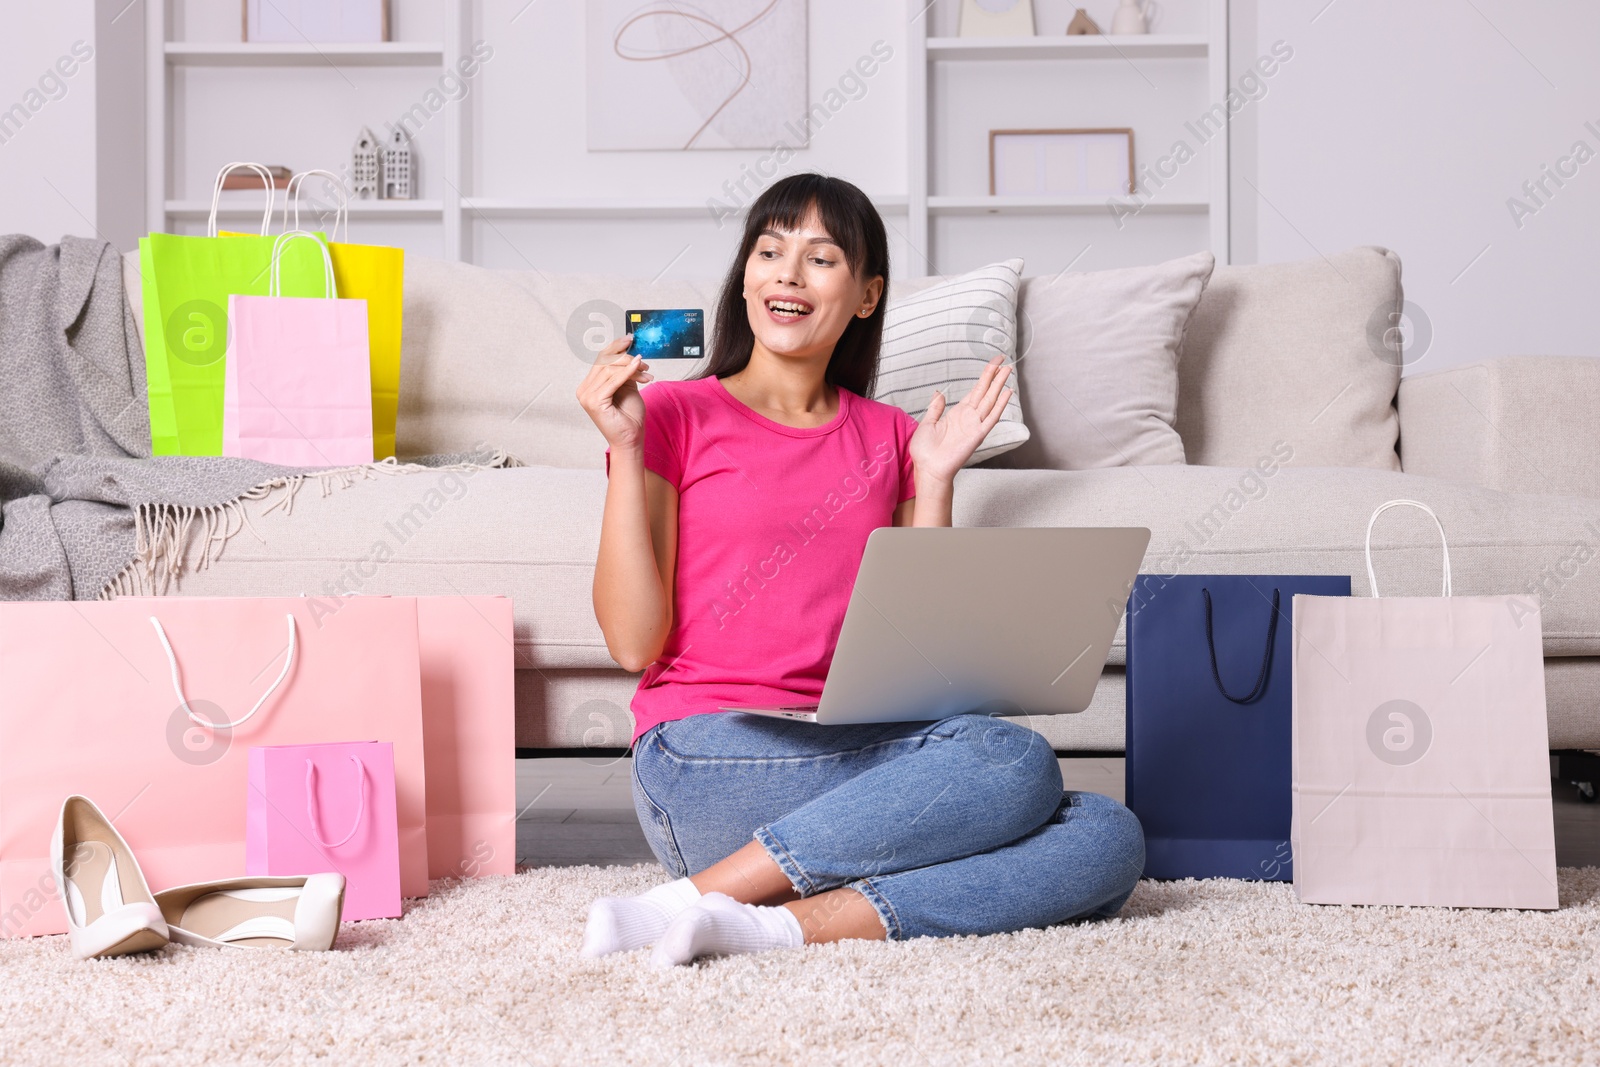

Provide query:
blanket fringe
left=96, top=451, right=516, bottom=600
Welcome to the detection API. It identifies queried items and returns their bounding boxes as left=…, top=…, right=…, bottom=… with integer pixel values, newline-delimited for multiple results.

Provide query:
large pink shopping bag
left=416, top=596, right=516, bottom=879
left=248, top=742, right=402, bottom=921
left=0, top=597, right=429, bottom=939
left=222, top=230, right=374, bottom=467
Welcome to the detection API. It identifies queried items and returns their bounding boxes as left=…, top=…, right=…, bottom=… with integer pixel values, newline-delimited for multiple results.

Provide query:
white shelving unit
left=924, top=34, right=1209, bottom=61
left=144, top=0, right=466, bottom=257
left=163, top=42, right=446, bottom=66
left=142, top=2, right=1230, bottom=274
left=461, top=195, right=911, bottom=221
left=165, top=197, right=445, bottom=221
left=927, top=195, right=1209, bottom=215
left=908, top=0, right=1230, bottom=273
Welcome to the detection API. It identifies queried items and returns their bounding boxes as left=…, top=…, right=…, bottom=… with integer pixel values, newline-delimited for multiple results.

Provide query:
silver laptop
left=720, top=526, right=1151, bottom=725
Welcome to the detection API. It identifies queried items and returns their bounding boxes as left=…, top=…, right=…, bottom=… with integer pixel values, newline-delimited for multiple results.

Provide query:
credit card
left=626, top=309, right=705, bottom=359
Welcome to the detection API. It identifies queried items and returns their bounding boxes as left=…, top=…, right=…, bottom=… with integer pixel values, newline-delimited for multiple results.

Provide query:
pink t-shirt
left=606, top=374, right=919, bottom=745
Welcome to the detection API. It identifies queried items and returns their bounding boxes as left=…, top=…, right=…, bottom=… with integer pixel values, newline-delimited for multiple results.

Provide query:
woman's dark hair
left=698, top=173, right=889, bottom=398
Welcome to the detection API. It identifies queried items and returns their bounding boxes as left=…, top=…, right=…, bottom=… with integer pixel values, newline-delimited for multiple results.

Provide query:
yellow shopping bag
left=331, top=240, right=404, bottom=461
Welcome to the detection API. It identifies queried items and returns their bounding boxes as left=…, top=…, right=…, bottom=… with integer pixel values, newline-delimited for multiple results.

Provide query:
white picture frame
left=244, top=0, right=389, bottom=44
left=958, top=0, right=1035, bottom=38
left=989, top=129, right=1135, bottom=197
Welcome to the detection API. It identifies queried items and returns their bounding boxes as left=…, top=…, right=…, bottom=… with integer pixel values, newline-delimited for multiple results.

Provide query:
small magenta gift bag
left=247, top=741, right=402, bottom=921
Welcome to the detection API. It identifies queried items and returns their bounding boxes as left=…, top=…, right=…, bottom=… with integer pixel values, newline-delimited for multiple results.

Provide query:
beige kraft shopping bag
left=1291, top=499, right=1558, bottom=909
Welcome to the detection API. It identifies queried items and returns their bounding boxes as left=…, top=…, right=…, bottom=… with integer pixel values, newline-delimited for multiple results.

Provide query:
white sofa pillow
left=878, top=259, right=1028, bottom=466
left=984, top=251, right=1214, bottom=472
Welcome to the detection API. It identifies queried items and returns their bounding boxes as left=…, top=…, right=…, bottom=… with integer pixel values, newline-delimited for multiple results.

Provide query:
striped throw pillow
left=876, top=259, right=1028, bottom=465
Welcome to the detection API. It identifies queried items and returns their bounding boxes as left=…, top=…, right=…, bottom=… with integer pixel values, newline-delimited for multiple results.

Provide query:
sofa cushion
left=1175, top=246, right=1403, bottom=471
left=950, top=464, right=1600, bottom=664
left=148, top=459, right=1600, bottom=750
left=985, top=252, right=1213, bottom=471
left=878, top=259, right=1028, bottom=465
left=397, top=257, right=1031, bottom=468
left=158, top=460, right=1600, bottom=678
left=156, top=463, right=617, bottom=670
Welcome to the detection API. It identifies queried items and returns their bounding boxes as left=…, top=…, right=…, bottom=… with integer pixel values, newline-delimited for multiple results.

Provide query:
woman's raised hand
left=908, top=356, right=1014, bottom=485
left=576, top=336, right=655, bottom=451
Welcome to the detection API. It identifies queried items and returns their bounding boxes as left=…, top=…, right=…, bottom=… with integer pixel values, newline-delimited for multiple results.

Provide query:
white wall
left=1231, top=0, right=1600, bottom=372
left=0, top=6, right=100, bottom=242
left=7, top=0, right=1598, bottom=375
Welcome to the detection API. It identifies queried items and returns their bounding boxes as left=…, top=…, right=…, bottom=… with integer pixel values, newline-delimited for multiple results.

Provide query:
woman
left=575, top=173, right=1143, bottom=968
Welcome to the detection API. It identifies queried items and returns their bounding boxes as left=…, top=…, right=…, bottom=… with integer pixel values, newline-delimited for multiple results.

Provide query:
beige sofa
left=128, top=249, right=1600, bottom=754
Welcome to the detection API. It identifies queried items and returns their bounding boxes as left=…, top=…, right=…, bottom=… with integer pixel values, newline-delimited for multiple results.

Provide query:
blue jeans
left=629, top=711, right=1145, bottom=942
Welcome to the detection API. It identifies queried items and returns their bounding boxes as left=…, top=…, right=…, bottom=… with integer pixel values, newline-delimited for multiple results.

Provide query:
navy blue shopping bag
left=1125, top=574, right=1351, bottom=881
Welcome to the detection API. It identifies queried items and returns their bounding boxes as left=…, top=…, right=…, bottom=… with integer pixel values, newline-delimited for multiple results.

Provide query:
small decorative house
left=381, top=126, right=413, bottom=200
left=351, top=127, right=380, bottom=199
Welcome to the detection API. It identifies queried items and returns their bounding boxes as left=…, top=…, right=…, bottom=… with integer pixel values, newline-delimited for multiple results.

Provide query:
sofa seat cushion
left=953, top=464, right=1600, bottom=663
left=157, top=464, right=619, bottom=670
left=159, top=461, right=1600, bottom=677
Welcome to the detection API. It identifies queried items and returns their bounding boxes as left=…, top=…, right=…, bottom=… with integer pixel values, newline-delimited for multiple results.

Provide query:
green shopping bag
left=141, top=162, right=332, bottom=455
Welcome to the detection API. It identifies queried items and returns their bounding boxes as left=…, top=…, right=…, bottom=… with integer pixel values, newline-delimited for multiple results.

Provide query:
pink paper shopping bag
left=416, top=597, right=516, bottom=880
left=0, top=597, right=429, bottom=939
left=248, top=742, right=401, bottom=921
left=1291, top=500, right=1558, bottom=909
left=222, top=230, right=374, bottom=466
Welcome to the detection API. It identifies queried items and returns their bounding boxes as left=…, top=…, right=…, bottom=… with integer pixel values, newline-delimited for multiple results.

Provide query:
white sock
left=649, top=891, right=806, bottom=968
left=580, top=877, right=702, bottom=958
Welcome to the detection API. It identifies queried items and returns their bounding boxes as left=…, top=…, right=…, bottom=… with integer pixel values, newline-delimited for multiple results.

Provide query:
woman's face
left=742, top=209, right=883, bottom=364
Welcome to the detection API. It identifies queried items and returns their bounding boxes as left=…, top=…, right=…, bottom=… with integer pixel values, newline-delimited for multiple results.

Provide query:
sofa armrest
left=1398, top=356, right=1600, bottom=499
left=122, top=248, right=145, bottom=355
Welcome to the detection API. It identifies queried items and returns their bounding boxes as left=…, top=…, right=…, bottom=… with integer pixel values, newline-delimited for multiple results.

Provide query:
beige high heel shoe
left=154, top=873, right=346, bottom=951
left=52, top=796, right=170, bottom=960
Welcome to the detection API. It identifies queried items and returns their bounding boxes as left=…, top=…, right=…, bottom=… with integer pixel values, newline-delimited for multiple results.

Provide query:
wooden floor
left=517, top=758, right=1600, bottom=871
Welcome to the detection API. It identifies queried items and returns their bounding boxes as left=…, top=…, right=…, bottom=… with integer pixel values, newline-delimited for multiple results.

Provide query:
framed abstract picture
left=585, top=0, right=808, bottom=151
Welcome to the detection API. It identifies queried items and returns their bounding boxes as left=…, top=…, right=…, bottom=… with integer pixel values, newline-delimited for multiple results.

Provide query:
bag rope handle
left=149, top=614, right=297, bottom=730
left=283, top=169, right=349, bottom=244
left=208, top=162, right=276, bottom=238
left=1201, top=587, right=1280, bottom=705
left=305, top=756, right=367, bottom=850
left=268, top=230, right=337, bottom=299
left=1364, top=499, right=1452, bottom=598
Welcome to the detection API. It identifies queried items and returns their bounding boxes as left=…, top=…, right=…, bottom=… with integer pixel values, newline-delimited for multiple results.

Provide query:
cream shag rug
left=1, top=866, right=1595, bottom=1066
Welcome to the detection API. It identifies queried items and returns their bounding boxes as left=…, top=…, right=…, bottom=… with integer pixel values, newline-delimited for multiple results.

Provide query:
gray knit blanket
left=0, top=235, right=507, bottom=600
